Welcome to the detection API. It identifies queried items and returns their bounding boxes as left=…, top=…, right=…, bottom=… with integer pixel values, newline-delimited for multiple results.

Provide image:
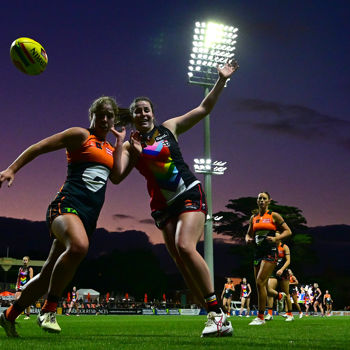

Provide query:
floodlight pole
left=203, top=86, right=214, bottom=285
left=188, top=20, right=237, bottom=287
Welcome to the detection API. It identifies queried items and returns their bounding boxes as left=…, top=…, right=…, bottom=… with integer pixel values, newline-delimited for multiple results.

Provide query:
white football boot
left=264, top=313, right=273, bottom=321
left=38, top=312, right=61, bottom=333
left=201, top=309, right=233, bottom=337
left=285, top=314, right=294, bottom=322
left=277, top=292, right=286, bottom=313
left=249, top=317, right=266, bottom=325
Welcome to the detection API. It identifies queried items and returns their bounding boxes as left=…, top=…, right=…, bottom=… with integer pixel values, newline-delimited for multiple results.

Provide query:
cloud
left=246, top=20, right=311, bottom=44
left=112, top=214, right=154, bottom=225
left=113, top=214, right=135, bottom=220
left=139, top=219, right=154, bottom=225
left=234, top=98, right=350, bottom=150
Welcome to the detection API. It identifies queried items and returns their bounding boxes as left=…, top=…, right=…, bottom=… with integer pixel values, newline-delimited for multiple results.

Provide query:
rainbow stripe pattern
left=142, top=139, right=181, bottom=192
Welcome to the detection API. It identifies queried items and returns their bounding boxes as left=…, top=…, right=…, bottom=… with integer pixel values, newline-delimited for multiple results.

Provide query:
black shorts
left=151, top=184, right=207, bottom=229
left=254, top=244, right=277, bottom=266
left=224, top=292, right=234, bottom=299
left=289, top=285, right=298, bottom=295
left=313, top=297, right=322, bottom=304
left=46, top=192, right=97, bottom=237
left=271, top=268, right=289, bottom=280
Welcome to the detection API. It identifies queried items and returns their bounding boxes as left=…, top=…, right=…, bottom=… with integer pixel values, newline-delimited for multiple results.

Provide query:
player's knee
left=176, top=241, right=194, bottom=259
left=68, top=241, right=89, bottom=259
left=256, top=277, right=266, bottom=289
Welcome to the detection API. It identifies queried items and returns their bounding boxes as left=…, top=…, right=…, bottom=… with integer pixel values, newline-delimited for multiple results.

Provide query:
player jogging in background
left=312, top=283, right=324, bottom=316
left=112, top=61, right=238, bottom=337
left=323, top=290, right=333, bottom=316
left=245, top=192, right=292, bottom=326
left=0, top=96, right=125, bottom=337
left=287, top=269, right=303, bottom=318
left=221, top=278, right=235, bottom=317
left=266, top=239, right=294, bottom=322
left=239, top=277, right=252, bottom=317
left=304, top=285, right=313, bottom=316
left=15, top=256, right=33, bottom=319
left=66, top=287, right=80, bottom=316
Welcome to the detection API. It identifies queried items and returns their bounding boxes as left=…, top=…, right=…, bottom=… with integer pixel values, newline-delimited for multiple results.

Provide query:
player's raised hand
left=217, top=60, right=239, bottom=79
left=0, top=168, right=15, bottom=188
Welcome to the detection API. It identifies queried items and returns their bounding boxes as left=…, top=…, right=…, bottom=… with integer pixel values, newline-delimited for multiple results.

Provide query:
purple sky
left=1, top=1, right=349, bottom=244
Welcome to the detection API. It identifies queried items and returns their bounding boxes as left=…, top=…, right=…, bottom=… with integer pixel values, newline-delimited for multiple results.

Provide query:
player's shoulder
left=62, top=127, right=90, bottom=142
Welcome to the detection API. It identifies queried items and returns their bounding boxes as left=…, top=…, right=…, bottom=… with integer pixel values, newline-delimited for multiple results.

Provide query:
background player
left=287, top=269, right=303, bottom=318
left=15, top=256, right=33, bottom=319
left=66, top=286, right=80, bottom=316
left=312, top=283, right=324, bottom=316
left=245, top=192, right=292, bottom=325
left=221, top=277, right=235, bottom=316
left=239, top=277, right=252, bottom=317
left=266, top=238, right=293, bottom=322
left=323, top=289, right=333, bottom=316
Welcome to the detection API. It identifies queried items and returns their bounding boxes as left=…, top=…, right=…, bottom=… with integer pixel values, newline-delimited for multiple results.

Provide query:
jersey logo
left=82, top=165, right=110, bottom=192
left=64, top=207, right=78, bottom=215
left=155, top=134, right=167, bottom=141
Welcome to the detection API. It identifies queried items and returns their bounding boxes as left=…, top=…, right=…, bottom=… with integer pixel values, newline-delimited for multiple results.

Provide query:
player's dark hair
left=129, top=96, right=155, bottom=114
left=260, top=191, right=271, bottom=199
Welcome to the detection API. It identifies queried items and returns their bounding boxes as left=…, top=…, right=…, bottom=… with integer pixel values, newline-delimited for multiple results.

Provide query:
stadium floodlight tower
left=188, top=21, right=237, bottom=284
left=193, top=158, right=228, bottom=175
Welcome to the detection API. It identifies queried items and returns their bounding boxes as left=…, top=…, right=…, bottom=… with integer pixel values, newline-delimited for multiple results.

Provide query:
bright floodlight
left=188, top=21, right=238, bottom=86
left=193, top=158, right=228, bottom=175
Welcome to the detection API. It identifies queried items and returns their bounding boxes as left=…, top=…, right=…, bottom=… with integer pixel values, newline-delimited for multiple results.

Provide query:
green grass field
left=1, top=314, right=350, bottom=350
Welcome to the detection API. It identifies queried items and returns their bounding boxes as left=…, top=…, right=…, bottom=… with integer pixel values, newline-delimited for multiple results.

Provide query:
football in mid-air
left=10, top=37, right=48, bottom=75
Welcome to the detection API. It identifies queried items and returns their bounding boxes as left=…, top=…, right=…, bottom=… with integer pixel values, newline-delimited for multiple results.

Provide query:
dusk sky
left=0, top=1, right=349, bottom=244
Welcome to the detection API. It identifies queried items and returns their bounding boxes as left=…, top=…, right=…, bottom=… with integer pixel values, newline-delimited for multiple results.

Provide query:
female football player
left=323, top=290, right=333, bottom=316
left=15, top=256, right=34, bottom=319
left=0, top=96, right=125, bottom=337
left=221, top=277, right=235, bottom=316
left=66, top=286, right=80, bottom=316
left=239, top=277, right=252, bottom=317
left=312, top=283, right=324, bottom=316
left=245, top=192, right=292, bottom=325
left=112, top=61, right=238, bottom=337
left=287, top=269, right=303, bottom=318
left=265, top=239, right=293, bottom=322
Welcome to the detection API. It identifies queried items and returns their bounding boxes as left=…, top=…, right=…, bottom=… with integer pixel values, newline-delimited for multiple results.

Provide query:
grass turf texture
left=1, top=315, right=350, bottom=349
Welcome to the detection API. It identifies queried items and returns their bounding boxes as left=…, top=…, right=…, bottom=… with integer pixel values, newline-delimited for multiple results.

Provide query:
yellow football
left=10, top=37, right=48, bottom=75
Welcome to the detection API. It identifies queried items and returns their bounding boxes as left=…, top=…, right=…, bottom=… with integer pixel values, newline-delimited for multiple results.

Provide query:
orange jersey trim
left=277, top=242, right=285, bottom=258
left=252, top=211, right=277, bottom=233
left=67, top=134, right=114, bottom=170
left=225, top=283, right=234, bottom=290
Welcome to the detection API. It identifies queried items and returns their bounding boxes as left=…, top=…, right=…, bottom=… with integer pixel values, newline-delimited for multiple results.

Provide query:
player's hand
left=110, top=126, right=126, bottom=145
left=276, top=269, right=283, bottom=276
left=0, top=168, right=15, bottom=188
left=245, top=235, right=254, bottom=244
left=217, top=60, right=239, bottom=79
left=130, top=131, right=142, bottom=155
left=266, top=236, right=277, bottom=243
